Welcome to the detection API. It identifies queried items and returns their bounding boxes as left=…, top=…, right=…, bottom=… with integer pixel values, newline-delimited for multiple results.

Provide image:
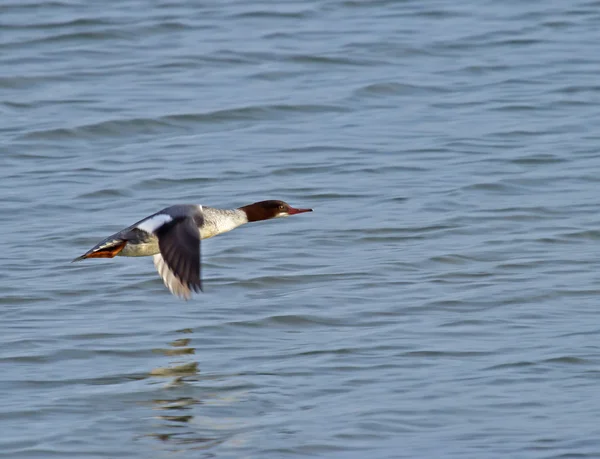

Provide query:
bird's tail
left=72, top=239, right=127, bottom=262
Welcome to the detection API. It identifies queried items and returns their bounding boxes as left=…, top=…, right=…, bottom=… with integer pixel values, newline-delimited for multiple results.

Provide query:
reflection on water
left=150, top=329, right=198, bottom=381
left=143, top=328, right=235, bottom=451
left=147, top=329, right=214, bottom=448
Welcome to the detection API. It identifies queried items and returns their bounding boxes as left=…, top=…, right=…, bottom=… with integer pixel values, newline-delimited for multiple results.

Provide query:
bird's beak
left=287, top=207, right=313, bottom=215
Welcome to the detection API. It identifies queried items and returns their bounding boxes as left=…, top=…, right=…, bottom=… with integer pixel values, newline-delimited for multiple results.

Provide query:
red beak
left=288, top=207, right=312, bottom=215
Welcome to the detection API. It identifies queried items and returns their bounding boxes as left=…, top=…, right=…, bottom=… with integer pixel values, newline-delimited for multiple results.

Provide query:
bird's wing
left=152, top=215, right=202, bottom=299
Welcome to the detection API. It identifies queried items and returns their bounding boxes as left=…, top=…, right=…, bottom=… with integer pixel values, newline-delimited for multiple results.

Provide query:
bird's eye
left=279, top=205, right=285, bottom=210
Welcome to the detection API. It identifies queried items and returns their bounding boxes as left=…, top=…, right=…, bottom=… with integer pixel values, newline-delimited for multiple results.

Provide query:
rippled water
left=2, top=1, right=600, bottom=457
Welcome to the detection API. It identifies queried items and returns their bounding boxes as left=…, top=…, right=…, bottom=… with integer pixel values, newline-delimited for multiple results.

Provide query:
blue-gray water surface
left=2, top=1, right=600, bottom=458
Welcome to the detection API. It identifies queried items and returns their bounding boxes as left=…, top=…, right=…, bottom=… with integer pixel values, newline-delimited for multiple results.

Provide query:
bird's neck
left=199, top=207, right=249, bottom=240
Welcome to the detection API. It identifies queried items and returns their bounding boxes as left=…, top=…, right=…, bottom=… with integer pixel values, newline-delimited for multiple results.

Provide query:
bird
left=73, top=200, right=312, bottom=299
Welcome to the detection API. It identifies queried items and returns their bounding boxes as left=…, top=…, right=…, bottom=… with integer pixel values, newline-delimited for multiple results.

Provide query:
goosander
left=73, top=200, right=312, bottom=299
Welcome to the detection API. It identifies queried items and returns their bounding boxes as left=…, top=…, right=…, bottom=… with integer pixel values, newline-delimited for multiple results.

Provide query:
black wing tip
left=188, top=279, right=203, bottom=294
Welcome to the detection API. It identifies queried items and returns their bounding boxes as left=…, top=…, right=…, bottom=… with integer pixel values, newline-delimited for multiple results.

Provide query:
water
left=2, top=0, right=600, bottom=457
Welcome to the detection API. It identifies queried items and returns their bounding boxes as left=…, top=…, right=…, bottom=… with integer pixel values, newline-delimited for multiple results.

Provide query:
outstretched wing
left=152, top=214, right=202, bottom=299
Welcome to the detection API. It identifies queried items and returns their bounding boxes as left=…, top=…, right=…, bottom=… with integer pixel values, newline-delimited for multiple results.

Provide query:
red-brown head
left=239, top=200, right=312, bottom=223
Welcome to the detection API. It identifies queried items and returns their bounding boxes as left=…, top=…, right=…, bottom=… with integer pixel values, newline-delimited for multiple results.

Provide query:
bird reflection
left=141, top=328, right=249, bottom=451
left=146, top=329, right=220, bottom=448
left=151, top=331, right=198, bottom=381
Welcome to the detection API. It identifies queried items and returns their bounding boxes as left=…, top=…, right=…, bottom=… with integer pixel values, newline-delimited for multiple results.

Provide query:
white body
left=119, top=207, right=248, bottom=257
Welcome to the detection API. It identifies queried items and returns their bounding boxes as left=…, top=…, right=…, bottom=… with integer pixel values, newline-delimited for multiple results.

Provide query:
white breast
left=199, top=208, right=248, bottom=239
